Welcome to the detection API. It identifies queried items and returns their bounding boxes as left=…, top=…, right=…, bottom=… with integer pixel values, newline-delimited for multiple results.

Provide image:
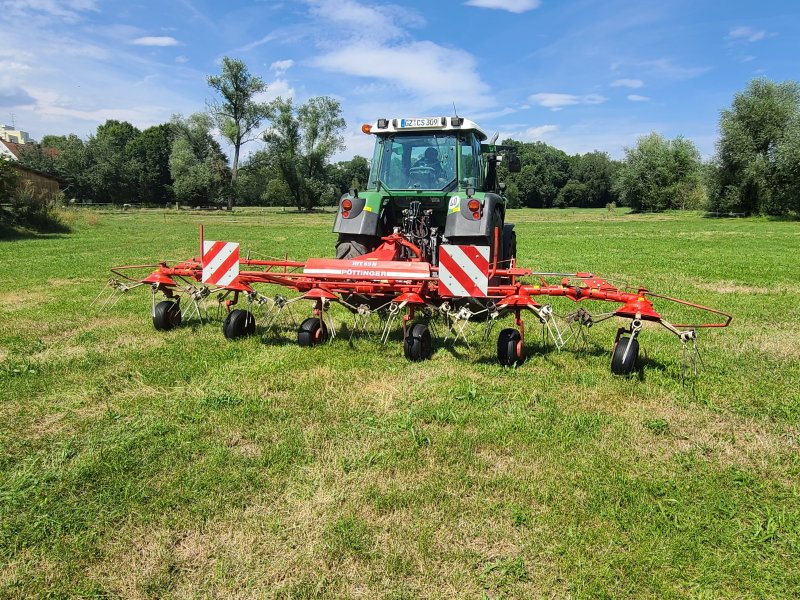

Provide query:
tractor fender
left=332, top=194, right=381, bottom=236
left=444, top=193, right=504, bottom=239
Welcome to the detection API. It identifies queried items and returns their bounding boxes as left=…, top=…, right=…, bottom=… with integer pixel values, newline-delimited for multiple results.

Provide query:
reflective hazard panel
left=438, top=245, right=489, bottom=297
left=201, top=240, right=239, bottom=287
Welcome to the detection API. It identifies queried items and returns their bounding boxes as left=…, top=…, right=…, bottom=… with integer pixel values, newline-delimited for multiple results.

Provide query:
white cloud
left=627, top=94, right=649, bottom=102
left=611, top=78, right=643, bottom=89
left=529, top=92, right=606, bottom=111
left=520, top=124, right=558, bottom=140
left=175, top=55, right=189, bottom=64
left=313, top=41, right=493, bottom=110
left=464, top=0, right=540, bottom=13
left=254, top=79, right=295, bottom=103
left=2, top=0, right=98, bottom=22
left=132, top=36, right=180, bottom=47
left=270, top=59, right=294, bottom=75
left=728, top=26, right=768, bottom=42
left=305, top=0, right=424, bottom=40
left=333, top=127, right=378, bottom=161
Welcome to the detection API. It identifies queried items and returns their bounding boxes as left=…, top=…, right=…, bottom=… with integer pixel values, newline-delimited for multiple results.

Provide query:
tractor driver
left=414, top=146, right=445, bottom=180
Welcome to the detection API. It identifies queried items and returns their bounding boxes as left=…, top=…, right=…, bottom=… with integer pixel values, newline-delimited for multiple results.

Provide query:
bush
left=8, top=180, right=69, bottom=232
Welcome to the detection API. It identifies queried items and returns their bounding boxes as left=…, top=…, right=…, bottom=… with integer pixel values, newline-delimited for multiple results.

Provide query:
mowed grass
left=0, top=207, right=798, bottom=598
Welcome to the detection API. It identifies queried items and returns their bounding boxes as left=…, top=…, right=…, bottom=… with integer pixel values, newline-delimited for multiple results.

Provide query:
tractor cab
left=333, top=116, right=520, bottom=266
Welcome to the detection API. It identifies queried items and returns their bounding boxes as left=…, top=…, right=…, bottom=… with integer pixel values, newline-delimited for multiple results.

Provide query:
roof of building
left=0, top=139, right=21, bottom=159
left=0, top=139, right=60, bottom=161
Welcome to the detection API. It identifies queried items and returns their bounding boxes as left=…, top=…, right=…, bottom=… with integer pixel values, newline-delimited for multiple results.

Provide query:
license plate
left=400, top=117, right=443, bottom=128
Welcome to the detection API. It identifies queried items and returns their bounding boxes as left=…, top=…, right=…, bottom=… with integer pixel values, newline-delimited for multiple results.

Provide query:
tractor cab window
left=369, top=134, right=457, bottom=191
left=458, top=133, right=483, bottom=189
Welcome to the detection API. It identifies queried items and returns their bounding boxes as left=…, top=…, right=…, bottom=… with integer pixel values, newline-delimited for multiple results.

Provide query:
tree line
left=5, top=61, right=800, bottom=217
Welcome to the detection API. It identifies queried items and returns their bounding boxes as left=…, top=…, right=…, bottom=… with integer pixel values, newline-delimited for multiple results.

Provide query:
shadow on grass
left=0, top=208, right=72, bottom=239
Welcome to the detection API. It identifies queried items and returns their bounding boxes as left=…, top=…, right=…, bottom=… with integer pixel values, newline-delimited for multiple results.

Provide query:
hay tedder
left=99, top=117, right=731, bottom=375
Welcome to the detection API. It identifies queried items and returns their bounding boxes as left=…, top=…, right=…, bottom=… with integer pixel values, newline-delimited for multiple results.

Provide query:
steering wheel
left=407, top=165, right=436, bottom=188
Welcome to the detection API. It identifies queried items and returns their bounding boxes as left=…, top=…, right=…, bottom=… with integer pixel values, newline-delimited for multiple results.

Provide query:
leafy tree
left=554, top=180, right=589, bottom=208
left=614, top=133, right=703, bottom=212
left=499, top=140, right=570, bottom=208
left=169, top=113, right=231, bottom=206
left=207, top=57, right=272, bottom=210
left=570, top=151, right=619, bottom=207
left=773, top=117, right=800, bottom=214
left=84, top=120, right=140, bottom=203
left=127, top=124, right=175, bottom=204
left=263, top=96, right=346, bottom=211
left=0, top=154, right=19, bottom=204
left=17, top=144, right=57, bottom=176
left=328, top=155, right=370, bottom=194
left=711, top=78, right=800, bottom=215
left=40, top=134, right=91, bottom=200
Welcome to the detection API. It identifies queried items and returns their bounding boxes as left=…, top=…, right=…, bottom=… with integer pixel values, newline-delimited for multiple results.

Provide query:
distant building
left=0, top=139, right=61, bottom=202
left=0, top=139, right=16, bottom=161
left=0, top=125, right=31, bottom=144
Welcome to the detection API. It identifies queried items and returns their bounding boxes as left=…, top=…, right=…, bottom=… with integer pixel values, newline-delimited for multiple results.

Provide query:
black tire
left=223, top=309, right=256, bottom=340
left=497, top=328, right=524, bottom=367
left=502, top=224, right=516, bottom=266
left=403, top=322, right=432, bottom=362
left=153, top=300, right=181, bottom=331
left=335, top=234, right=379, bottom=259
left=500, top=224, right=516, bottom=283
left=298, top=317, right=326, bottom=347
left=611, top=336, right=639, bottom=375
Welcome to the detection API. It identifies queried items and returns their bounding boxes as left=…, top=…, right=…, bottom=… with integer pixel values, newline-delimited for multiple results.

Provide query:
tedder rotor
left=99, top=116, right=731, bottom=375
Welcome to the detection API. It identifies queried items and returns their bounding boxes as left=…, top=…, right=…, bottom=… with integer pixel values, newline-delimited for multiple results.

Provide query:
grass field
left=1, top=207, right=798, bottom=598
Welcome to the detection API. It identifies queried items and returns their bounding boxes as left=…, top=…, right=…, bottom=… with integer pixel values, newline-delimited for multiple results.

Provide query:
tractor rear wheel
left=153, top=300, right=181, bottom=331
left=223, top=309, right=256, bottom=339
left=335, top=234, right=379, bottom=259
left=403, top=322, right=432, bottom=362
left=611, top=336, right=639, bottom=375
left=298, top=317, right=326, bottom=347
left=497, top=328, right=524, bottom=367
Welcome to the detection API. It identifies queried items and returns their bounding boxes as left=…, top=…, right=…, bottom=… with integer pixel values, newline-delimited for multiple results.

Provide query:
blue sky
left=1, top=0, right=797, bottom=161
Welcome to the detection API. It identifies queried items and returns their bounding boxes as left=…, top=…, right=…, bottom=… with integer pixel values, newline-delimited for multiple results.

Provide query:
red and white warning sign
left=202, top=240, right=240, bottom=286
left=438, top=245, right=490, bottom=297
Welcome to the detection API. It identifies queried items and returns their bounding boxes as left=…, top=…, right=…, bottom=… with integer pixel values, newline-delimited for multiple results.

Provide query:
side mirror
left=507, top=154, right=521, bottom=173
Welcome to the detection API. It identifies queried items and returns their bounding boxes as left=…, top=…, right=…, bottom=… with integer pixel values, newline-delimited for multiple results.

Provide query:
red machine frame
left=102, top=225, right=731, bottom=375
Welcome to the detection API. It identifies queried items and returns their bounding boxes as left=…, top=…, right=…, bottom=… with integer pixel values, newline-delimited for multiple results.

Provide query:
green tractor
left=333, top=116, right=521, bottom=268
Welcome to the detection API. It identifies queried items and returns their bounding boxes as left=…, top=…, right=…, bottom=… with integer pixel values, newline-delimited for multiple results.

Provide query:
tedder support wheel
left=153, top=300, right=181, bottom=331
left=403, top=322, right=432, bottom=362
left=223, top=309, right=256, bottom=339
left=611, top=336, right=640, bottom=375
left=298, top=317, right=327, bottom=347
left=497, top=328, right=524, bottom=367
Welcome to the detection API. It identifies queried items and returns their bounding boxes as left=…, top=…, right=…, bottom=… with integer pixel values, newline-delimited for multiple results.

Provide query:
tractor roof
left=368, top=117, right=487, bottom=141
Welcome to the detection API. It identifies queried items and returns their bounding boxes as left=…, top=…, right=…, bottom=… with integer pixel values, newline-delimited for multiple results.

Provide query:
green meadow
left=1, top=208, right=798, bottom=598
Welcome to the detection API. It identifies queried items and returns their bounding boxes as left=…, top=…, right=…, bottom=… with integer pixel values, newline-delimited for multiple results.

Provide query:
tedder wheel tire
left=223, top=309, right=256, bottom=340
left=497, top=328, right=524, bottom=367
left=611, top=336, right=640, bottom=375
left=153, top=300, right=181, bottom=331
left=335, top=235, right=378, bottom=259
left=403, top=322, right=432, bottom=362
left=298, top=317, right=326, bottom=347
